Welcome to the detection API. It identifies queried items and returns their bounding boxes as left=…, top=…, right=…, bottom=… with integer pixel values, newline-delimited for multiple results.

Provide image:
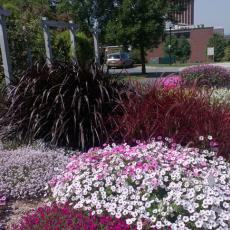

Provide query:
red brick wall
left=146, top=27, right=214, bottom=63
left=189, top=27, right=214, bottom=62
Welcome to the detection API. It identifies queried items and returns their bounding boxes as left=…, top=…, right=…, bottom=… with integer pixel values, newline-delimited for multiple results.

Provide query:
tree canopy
left=207, top=34, right=226, bottom=62
left=105, top=0, right=188, bottom=73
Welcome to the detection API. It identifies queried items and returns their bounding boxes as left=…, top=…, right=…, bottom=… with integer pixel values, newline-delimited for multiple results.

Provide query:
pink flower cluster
left=13, top=202, right=136, bottom=230
left=156, top=75, right=182, bottom=89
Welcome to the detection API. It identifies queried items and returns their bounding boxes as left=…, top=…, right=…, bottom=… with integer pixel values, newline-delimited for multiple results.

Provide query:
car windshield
left=108, top=54, right=121, bottom=59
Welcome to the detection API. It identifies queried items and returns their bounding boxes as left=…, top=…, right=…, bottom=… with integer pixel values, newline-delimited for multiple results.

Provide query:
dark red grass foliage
left=108, top=84, right=230, bottom=160
left=13, top=203, right=137, bottom=230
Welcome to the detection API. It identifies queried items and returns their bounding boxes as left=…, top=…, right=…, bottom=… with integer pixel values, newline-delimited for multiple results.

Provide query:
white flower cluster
left=51, top=141, right=230, bottom=230
left=210, top=87, right=230, bottom=106
left=0, top=145, right=68, bottom=199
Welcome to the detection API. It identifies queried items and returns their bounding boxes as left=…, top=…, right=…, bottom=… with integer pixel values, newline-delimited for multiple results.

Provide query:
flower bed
left=108, top=86, right=230, bottom=160
left=51, top=141, right=230, bottom=230
left=0, top=146, right=68, bottom=200
left=13, top=202, right=136, bottom=230
left=180, top=65, right=230, bottom=87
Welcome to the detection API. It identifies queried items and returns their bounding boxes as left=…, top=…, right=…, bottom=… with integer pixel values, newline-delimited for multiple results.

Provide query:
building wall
left=189, top=27, right=214, bottom=62
left=146, top=27, right=214, bottom=63
left=174, top=0, right=194, bottom=25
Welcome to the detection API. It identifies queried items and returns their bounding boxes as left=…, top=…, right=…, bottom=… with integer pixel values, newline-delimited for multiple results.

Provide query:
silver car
left=106, top=52, right=133, bottom=68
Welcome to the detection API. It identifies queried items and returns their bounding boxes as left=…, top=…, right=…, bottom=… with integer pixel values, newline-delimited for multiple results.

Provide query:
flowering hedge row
left=51, top=140, right=230, bottom=230
left=0, top=146, right=68, bottom=200
left=180, top=64, right=230, bottom=87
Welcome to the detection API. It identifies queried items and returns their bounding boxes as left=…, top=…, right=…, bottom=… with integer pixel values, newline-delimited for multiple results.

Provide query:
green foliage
left=177, top=36, right=191, bottom=63
left=164, top=35, right=179, bottom=57
left=105, top=0, right=185, bottom=73
left=164, top=35, right=191, bottom=63
left=130, top=49, right=141, bottom=64
left=224, top=46, right=230, bottom=61
left=76, top=32, right=94, bottom=68
left=0, top=62, right=127, bottom=150
left=52, top=31, right=94, bottom=67
left=207, top=34, right=226, bottom=62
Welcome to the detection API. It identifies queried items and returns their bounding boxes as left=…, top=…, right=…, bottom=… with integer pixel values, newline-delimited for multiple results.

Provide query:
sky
left=195, top=0, right=230, bottom=34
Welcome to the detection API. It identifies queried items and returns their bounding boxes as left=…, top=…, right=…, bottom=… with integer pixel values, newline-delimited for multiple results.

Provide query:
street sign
left=207, top=47, right=215, bottom=56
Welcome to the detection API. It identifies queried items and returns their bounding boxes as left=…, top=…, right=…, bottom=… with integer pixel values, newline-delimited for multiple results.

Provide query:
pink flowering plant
left=180, top=64, right=230, bottom=87
left=13, top=202, right=136, bottom=230
left=0, top=146, right=68, bottom=200
left=51, top=140, right=230, bottom=230
left=156, top=75, right=182, bottom=89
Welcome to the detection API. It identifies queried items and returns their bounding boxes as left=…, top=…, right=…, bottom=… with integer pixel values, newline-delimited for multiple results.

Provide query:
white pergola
left=0, top=7, right=12, bottom=87
left=41, top=17, right=78, bottom=66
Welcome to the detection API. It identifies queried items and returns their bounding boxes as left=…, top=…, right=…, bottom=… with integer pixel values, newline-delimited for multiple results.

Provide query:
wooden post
left=42, top=17, right=53, bottom=66
left=0, top=9, right=12, bottom=87
left=69, top=20, right=77, bottom=64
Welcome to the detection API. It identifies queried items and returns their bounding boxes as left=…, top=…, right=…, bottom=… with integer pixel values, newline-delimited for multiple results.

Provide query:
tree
left=207, top=34, right=225, bottom=62
left=163, top=34, right=179, bottom=59
left=224, top=46, right=230, bottom=61
left=164, top=35, right=191, bottom=63
left=105, top=0, right=187, bottom=74
left=177, top=36, right=191, bottom=63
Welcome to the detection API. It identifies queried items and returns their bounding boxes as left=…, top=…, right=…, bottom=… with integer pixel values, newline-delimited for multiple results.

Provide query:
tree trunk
left=140, top=45, right=146, bottom=74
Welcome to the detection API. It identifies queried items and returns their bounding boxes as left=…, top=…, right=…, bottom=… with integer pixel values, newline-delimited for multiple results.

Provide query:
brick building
left=146, top=26, right=215, bottom=63
left=174, top=0, right=194, bottom=25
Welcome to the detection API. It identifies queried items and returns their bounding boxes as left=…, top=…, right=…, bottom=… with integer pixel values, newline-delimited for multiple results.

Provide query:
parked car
left=106, top=52, right=133, bottom=68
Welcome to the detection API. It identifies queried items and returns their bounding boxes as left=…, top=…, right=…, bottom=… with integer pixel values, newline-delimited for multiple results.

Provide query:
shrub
left=51, top=141, right=230, bottom=230
left=155, top=75, right=182, bottom=89
left=0, top=145, right=68, bottom=199
left=13, top=202, right=136, bottom=230
left=210, top=87, right=230, bottom=107
left=108, top=86, right=230, bottom=160
left=0, top=62, right=128, bottom=150
left=180, top=64, right=230, bottom=87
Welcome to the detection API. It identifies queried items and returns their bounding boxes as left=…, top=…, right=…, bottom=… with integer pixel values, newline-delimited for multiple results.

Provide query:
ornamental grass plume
left=108, top=85, right=230, bottom=160
left=0, top=61, right=128, bottom=151
left=13, top=202, right=137, bottom=230
left=51, top=140, right=230, bottom=229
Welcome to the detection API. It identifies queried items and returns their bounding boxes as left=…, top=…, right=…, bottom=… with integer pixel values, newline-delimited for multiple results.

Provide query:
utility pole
left=169, top=25, right=172, bottom=65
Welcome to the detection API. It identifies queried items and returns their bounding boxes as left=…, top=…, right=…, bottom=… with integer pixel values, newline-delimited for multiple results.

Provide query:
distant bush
left=108, top=86, right=230, bottom=160
left=180, top=64, right=230, bottom=87
left=0, top=62, right=128, bottom=150
left=0, top=145, right=68, bottom=199
left=13, top=203, right=136, bottom=230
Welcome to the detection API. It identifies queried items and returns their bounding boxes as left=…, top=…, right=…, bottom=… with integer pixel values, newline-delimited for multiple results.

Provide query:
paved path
left=108, top=62, right=230, bottom=77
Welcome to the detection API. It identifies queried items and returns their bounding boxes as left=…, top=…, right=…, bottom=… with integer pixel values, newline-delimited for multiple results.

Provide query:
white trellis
left=0, top=7, right=12, bottom=87
left=41, top=17, right=78, bottom=66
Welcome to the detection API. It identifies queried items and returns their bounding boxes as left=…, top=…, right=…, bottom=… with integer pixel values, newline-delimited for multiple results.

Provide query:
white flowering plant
left=210, top=87, right=230, bottom=107
left=51, top=140, right=230, bottom=230
left=0, top=146, right=68, bottom=200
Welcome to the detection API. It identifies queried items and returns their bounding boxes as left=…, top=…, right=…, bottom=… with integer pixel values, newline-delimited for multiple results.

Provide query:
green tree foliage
left=207, top=34, right=226, bottom=62
left=105, top=0, right=186, bottom=73
left=53, top=31, right=93, bottom=67
left=164, top=35, right=191, bottom=63
left=164, top=34, right=179, bottom=58
left=224, top=46, right=230, bottom=61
